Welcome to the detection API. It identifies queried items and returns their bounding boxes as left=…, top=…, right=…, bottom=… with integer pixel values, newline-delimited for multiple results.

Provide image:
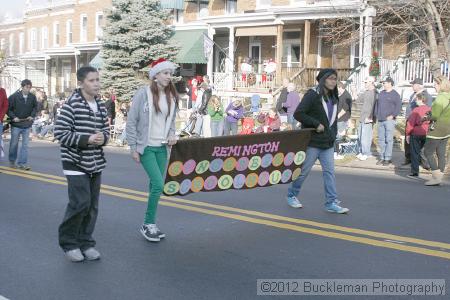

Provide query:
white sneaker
left=357, top=154, right=367, bottom=161
left=82, top=247, right=101, bottom=260
left=334, top=153, right=344, bottom=160
left=65, top=249, right=85, bottom=262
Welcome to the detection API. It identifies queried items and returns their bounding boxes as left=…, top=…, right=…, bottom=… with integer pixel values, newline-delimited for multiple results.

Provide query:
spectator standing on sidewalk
left=356, top=77, right=377, bottom=161
left=403, top=78, right=433, bottom=166
left=423, top=76, right=450, bottom=186
left=7, top=79, right=37, bottom=170
left=405, top=93, right=431, bottom=179
left=375, top=77, right=402, bottom=166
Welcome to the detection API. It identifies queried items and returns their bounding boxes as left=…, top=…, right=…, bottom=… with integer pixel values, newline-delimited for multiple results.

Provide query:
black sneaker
left=407, top=173, right=420, bottom=179
left=376, top=160, right=385, bottom=165
left=402, top=160, right=411, bottom=166
left=140, top=224, right=161, bottom=242
left=156, top=227, right=166, bottom=239
left=382, top=160, right=392, bottom=166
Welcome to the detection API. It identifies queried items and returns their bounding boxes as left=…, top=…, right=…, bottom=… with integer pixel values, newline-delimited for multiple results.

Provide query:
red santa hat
left=148, top=58, right=177, bottom=79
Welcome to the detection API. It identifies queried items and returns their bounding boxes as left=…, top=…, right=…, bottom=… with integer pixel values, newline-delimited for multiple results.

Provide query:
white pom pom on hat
left=148, top=58, right=177, bottom=79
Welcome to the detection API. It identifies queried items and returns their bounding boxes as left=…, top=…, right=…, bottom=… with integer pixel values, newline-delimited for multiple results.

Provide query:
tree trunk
left=425, top=21, right=441, bottom=77
left=425, top=0, right=450, bottom=62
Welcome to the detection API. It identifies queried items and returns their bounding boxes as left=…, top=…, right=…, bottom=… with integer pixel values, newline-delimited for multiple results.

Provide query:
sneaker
left=382, top=160, right=392, bottom=166
left=376, top=160, right=385, bottom=165
left=18, top=164, right=31, bottom=170
left=402, top=160, right=411, bottom=166
left=82, top=247, right=101, bottom=260
left=325, top=203, right=349, bottom=214
left=287, top=196, right=303, bottom=208
left=156, top=227, right=166, bottom=239
left=407, top=173, right=420, bottom=179
left=357, top=154, right=367, bottom=161
left=65, top=249, right=85, bottom=262
left=140, top=224, right=161, bottom=242
left=9, top=162, right=18, bottom=169
left=334, top=153, right=344, bottom=160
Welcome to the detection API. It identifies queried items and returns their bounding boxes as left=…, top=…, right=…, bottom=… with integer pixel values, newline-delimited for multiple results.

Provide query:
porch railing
left=0, top=75, right=21, bottom=96
left=348, top=58, right=450, bottom=96
left=213, top=72, right=277, bottom=92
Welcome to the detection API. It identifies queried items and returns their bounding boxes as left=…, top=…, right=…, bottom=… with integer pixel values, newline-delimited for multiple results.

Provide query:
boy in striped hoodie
left=54, top=66, right=110, bottom=262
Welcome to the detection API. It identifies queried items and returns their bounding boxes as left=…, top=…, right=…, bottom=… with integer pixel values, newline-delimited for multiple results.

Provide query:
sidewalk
left=332, top=148, right=450, bottom=184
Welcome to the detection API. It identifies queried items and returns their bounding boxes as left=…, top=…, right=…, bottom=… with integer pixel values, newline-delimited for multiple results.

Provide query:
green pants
left=140, top=146, right=168, bottom=224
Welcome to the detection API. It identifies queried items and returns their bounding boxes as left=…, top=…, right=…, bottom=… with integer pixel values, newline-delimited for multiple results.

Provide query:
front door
left=249, top=42, right=261, bottom=73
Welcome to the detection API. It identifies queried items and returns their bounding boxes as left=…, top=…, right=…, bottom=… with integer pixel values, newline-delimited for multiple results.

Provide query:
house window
left=41, top=27, right=48, bottom=49
left=282, top=31, right=301, bottom=68
left=173, top=9, right=184, bottom=24
left=372, top=31, right=384, bottom=57
left=53, top=22, right=60, bottom=46
left=80, top=15, right=88, bottom=42
left=9, top=34, right=14, bottom=56
left=19, top=32, right=24, bottom=54
left=257, top=0, right=271, bottom=8
left=95, top=12, right=103, bottom=40
left=226, top=0, right=237, bottom=14
left=198, top=0, right=209, bottom=19
left=249, top=37, right=262, bottom=72
left=31, top=28, right=37, bottom=51
left=66, top=20, right=73, bottom=44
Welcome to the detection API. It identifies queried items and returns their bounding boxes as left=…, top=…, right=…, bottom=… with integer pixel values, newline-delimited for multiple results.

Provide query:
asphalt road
left=1, top=141, right=449, bottom=300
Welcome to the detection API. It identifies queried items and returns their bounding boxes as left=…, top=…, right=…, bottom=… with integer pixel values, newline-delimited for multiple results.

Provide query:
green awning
left=171, top=29, right=208, bottom=64
left=161, top=0, right=184, bottom=10
left=89, top=52, right=102, bottom=69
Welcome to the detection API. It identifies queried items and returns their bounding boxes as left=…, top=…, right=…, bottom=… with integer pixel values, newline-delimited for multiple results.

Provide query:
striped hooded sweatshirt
left=54, top=89, right=110, bottom=174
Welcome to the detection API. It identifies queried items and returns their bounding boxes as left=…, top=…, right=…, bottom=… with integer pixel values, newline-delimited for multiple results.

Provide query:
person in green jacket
left=423, top=75, right=450, bottom=186
left=208, top=95, right=224, bottom=137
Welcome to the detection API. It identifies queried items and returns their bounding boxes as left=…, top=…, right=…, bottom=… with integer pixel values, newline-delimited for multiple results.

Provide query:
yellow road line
left=3, top=168, right=450, bottom=260
left=3, top=166, right=450, bottom=259
left=2, top=166, right=450, bottom=252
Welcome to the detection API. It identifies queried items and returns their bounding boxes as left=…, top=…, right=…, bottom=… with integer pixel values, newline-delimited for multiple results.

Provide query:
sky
left=1, top=0, right=49, bottom=20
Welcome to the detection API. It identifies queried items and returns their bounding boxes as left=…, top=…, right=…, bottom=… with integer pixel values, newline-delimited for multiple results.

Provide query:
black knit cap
left=316, top=68, right=337, bottom=82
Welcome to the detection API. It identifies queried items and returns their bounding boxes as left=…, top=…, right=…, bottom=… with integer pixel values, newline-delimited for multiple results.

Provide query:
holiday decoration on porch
left=369, top=51, right=381, bottom=78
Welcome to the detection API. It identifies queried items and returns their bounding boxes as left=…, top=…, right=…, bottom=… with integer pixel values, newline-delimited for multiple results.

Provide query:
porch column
left=362, top=7, right=376, bottom=78
left=44, top=57, right=48, bottom=94
left=362, top=15, right=372, bottom=79
left=276, top=24, right=283, bottom=84
left=359, top=16, right=364, bottom=64
left=303, top=20, right=311, bottom=68
left=207, top=27, right=215, bottom=80
left=227, top=26, right=235, bottom=90
left=317, top=34, right=322, bottom=68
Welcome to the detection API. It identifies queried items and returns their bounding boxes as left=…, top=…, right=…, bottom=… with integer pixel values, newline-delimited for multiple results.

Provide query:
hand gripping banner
left=163, top=130, right=312, bottom=196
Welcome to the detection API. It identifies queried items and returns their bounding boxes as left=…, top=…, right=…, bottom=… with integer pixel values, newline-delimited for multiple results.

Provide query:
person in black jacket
left=193, top=82, right=212, bottom=136
left=103, top=92, right=115, bottom=125
left=276, top=78, right=289, bottom=114
left=286, top=68, right=349, bottom=214
left=7, top=79, right=37, bottom=170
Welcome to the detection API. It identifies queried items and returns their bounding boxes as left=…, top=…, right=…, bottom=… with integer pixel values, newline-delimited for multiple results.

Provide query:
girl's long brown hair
left=150, top=80, right=179, bottom=116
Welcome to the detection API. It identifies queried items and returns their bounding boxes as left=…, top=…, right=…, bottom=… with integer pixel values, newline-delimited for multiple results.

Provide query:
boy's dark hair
left=21, top=79, right=32, bottom=87
left=77, top=66, right=98, bottom=82
left=416, top=92, right=426, bottom=101
left=337, top=81, right=346, bottom=89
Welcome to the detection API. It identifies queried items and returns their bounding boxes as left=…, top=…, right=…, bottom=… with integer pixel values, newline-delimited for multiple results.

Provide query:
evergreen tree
left=101, top=0, right=179, bottom=102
